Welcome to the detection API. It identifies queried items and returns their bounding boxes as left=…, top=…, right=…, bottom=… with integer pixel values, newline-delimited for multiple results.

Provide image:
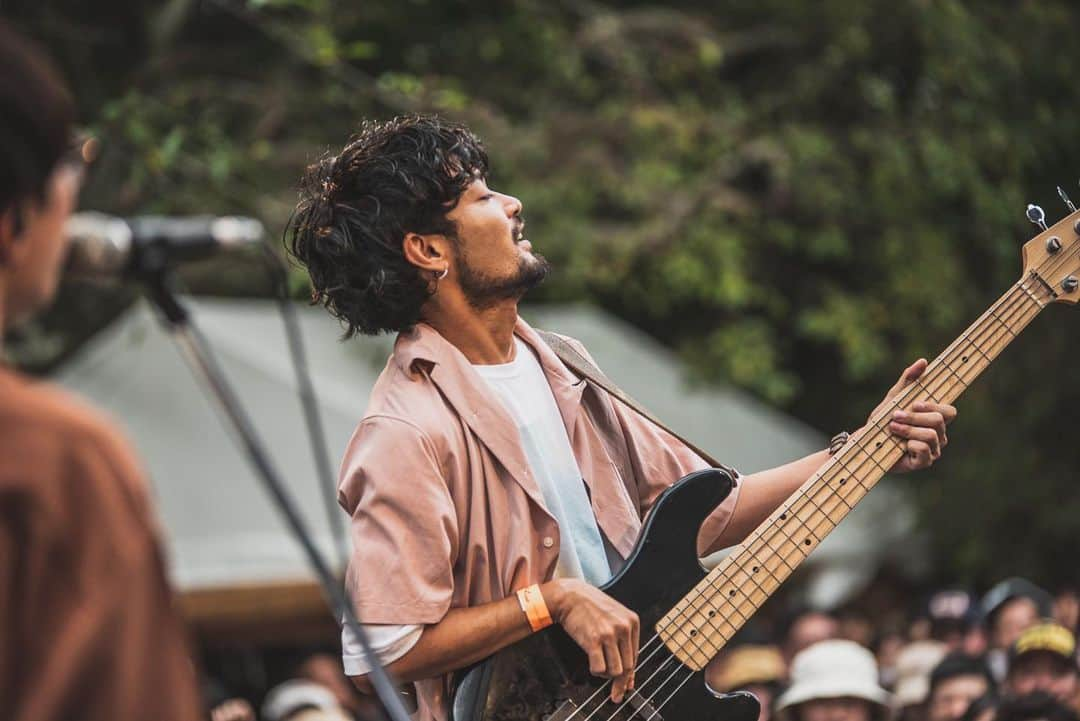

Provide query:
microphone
left=65, top=211, right=265, bottom=277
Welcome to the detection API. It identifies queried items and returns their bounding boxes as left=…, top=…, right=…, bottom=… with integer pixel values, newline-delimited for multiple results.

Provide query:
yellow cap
left=709, top=645, right=786, bottom=692
left=1012, top=621, right=1076, bottom=661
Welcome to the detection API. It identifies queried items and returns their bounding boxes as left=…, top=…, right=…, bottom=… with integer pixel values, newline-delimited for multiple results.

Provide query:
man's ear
left=402, top=231, right=449, bottom=274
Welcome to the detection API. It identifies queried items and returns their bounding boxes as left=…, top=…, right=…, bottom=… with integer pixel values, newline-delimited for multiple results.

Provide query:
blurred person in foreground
left=707, top=645, right=787, bottom=721
left=0, top=21, right=201, bottom=721
left=287, top=115, right=957, bottom=720
left=925, top=654, right=995, bottom=721
left=775, top=640, right=891, bottom=721
left=892, top=640, right=948, bottom=721
left=981, top=579, right=1053, bottom=682
left=1003, top=622, right=1079, bottom=705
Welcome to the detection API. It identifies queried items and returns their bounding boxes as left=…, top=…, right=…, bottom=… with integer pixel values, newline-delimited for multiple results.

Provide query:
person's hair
left=0, top=21, right=75, bottom=222
left=286, top=115, right=489, bottom=336
left=959, top=693, right=1000, bottom=721
left=995, top=692, right=1079, bottom=721
left=777, top=607, right=838, bottom=645
left=929, top=654, right=996, bottom=700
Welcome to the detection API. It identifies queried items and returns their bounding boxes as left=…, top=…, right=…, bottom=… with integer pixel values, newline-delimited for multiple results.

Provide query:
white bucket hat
left=776, top=640, right=892, bottom=720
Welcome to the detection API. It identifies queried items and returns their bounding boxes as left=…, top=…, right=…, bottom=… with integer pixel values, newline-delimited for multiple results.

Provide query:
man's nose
left=502, top=193, right=523, bottom=217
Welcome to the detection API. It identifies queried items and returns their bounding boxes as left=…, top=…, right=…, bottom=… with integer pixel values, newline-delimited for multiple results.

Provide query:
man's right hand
left=542, top=578, right=640, bottom=704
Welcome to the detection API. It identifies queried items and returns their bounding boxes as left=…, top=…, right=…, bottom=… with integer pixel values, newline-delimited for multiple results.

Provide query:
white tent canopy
left=56, top=298, right=920, bottom=609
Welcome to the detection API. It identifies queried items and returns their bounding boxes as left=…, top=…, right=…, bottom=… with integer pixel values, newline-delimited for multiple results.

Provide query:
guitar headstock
left=1021, top=197, right=1080, bottom=304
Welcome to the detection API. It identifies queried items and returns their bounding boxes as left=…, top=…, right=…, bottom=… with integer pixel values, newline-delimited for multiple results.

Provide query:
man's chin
left=458, top=254, right=551, bottom=311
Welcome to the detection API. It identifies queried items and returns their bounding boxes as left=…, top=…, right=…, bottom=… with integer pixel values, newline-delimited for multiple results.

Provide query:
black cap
left=979, top=578, right=1053, bottom=627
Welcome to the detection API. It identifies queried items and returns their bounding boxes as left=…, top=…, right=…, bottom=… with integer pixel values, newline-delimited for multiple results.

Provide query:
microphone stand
left=138, top=265, right=413, bottom=721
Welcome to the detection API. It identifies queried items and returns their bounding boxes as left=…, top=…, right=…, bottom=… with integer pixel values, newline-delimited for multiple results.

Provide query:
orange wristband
left=516, top=584, right=553, bottom=632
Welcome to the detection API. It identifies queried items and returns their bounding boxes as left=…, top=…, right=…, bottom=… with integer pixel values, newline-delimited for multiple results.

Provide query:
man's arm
left=352, top=578, right=642, bottom=703
left=706, top=448, right=831, bottom=552
left=704, top=359, right=956, bottom=554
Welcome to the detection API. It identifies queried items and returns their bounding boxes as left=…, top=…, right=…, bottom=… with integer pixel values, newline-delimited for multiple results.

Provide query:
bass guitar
left=450, top=202, right=1080, bottom=721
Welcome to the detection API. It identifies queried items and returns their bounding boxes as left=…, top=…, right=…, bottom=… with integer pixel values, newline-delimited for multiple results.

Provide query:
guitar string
left=656, top=278, right=1045, bottom=663
left=629, top=258, right=1063, bottom=714
left=656, top=267, right=1053, bottom=645
left=553, top=241, right=1073, bottom=719
left=652, top=284, right=1032, bottom=660
left=581, top=294, right=1032, bottom=721
left=650, top=258, right=1058, bottom=668
left=575, top=283, right=1045, bottom=721
left=635, top=279, right=1042, bottom=715
left=591, top=651, right=683, bottom=721
left=563, top=636, right=672, bottom=721
left=614, top=298, right=1036, bottom=717
left=580, top=274, right=1050, bottom=718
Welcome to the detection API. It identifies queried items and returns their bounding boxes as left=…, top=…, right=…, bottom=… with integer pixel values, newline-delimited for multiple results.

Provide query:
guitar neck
left=657, top=274, right=1053, bottom=670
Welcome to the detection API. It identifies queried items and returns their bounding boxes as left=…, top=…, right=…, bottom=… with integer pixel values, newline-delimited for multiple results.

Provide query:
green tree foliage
left=8, top=0, right=1080, bottom=588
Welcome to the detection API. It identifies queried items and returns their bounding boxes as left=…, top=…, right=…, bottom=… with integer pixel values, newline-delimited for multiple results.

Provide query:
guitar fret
left=654, top=241, right=1061, bottom=674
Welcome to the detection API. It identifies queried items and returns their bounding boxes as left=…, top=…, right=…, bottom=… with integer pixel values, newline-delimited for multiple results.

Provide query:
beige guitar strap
left=536, top=329, right=735, bottom=476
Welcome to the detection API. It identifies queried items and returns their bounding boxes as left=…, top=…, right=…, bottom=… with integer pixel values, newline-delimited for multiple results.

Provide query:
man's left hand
left=864, top=358, right=958, bottom=473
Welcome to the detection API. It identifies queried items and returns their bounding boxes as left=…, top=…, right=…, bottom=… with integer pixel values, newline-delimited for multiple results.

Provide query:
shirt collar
left=393, top=316, right=584, bottom=389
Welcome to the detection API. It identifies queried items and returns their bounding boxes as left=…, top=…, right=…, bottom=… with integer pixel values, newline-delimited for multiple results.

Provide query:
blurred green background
left=5, top=0, right=1080, bottom=590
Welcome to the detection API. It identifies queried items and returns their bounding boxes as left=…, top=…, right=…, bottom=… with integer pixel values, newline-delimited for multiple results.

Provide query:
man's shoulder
left=0, top=369, right=145, bottom=511
left=0, top=369, right=126, bottom=452
left=359, top=357, right=456, bottom=443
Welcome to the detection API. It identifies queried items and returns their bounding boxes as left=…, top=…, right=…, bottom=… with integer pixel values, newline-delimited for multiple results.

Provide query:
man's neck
left=422, top=295, right=520, bottom=365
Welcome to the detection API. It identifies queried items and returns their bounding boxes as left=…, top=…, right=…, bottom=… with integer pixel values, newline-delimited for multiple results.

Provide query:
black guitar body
left=450, top=468, right=761, bottom=721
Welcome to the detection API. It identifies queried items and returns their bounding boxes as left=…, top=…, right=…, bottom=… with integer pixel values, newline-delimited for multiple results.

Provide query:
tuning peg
left=1027, top=203, right=1049, bottom=231
left=1059, top=187, right=1078, bottom=213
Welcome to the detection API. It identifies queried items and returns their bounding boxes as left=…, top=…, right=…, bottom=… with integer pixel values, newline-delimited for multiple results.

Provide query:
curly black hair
left=287, top=115, right=489, bottom=336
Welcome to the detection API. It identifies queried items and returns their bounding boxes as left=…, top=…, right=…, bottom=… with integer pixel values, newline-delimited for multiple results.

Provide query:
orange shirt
left=338, top=318, right=741, bottom=720
left=0, top=367, right=201, bottom=721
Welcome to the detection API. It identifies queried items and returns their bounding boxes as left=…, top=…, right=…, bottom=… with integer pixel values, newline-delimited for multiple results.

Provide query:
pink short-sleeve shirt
left=338, top=317, right=740, bottom=720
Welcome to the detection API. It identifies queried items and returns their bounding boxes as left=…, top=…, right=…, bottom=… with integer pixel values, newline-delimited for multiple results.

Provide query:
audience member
left=261, top=679, right=353, bottom=721
left=782, top=610, right=841, bottom=665
left=926, top=654, right=995, bottom=721
left=927, top=590, right=979, bottom=652
left=776, top=640, right=891, bottom=721
left=296, top=653, right=369, bottom=718
left=839, top=610, right=876, bottom=651
left=1004, top=622, right=1079, bottom=704
left=981, top=579, right=1053, bottom=682
left=1053, top=590, right=1080, bottom=635
left=893, top=641, right=948, bottom=721
left=995, top=692, right=1079, bottom=721
left=876, top=629, right=907, bottom=690
left=708, top=645, right=787, bottom=721
left=959, top=694, right=999, bottom=721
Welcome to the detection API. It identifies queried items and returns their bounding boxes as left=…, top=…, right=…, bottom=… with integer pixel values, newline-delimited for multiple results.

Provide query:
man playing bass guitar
left=286, top=115, right=955, bottom=721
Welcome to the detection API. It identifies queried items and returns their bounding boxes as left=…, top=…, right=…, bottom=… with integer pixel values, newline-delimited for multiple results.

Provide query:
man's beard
left=455, top=247, right=551, bottom=311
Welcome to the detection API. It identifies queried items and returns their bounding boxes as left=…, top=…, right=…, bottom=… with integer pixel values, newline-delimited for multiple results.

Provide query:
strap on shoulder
left=536, top=329, right=732, bottom=473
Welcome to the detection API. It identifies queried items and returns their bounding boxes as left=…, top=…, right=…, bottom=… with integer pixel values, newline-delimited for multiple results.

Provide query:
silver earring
left=436, top=267, right=449, bottom=280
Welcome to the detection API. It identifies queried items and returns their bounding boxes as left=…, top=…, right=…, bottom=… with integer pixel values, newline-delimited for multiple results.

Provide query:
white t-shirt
left=342, top=337, right=622, bottom=676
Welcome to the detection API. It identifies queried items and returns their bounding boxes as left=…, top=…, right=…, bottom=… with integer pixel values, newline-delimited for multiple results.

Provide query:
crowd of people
left=196, top=576, right=1080, bottom=721
left=707, top=578, right=1080, bottom=721
left=203, top=652, right=372, bottom=721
